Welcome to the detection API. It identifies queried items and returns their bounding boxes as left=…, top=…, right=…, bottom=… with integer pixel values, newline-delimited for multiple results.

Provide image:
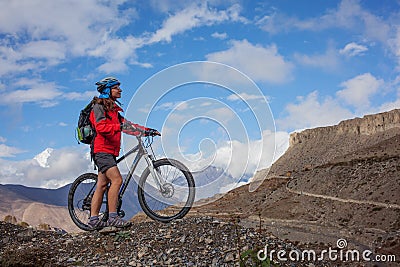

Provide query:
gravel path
left=0, top=216, right=336, bottom=267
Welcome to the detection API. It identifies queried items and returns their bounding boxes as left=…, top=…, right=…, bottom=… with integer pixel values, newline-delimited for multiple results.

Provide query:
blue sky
left=0, top=0, right=399, bottom=189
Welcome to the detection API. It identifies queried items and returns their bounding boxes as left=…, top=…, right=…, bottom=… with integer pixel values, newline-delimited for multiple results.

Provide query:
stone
left=205, top=238, right=213, bottom=245
left=224, top=252, right=234, bottom=262
left=137, top=247, right=148, bottom=258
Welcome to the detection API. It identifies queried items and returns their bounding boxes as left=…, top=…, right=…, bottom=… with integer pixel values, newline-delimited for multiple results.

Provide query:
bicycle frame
left=116, top=136, right=164, bottom=198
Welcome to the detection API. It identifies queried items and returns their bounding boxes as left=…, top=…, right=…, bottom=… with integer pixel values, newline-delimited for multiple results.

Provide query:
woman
left=88, top=77, right=159, bottom=230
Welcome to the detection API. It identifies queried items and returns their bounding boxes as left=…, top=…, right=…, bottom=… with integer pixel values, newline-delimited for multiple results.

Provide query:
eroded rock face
left=289, top=109, right=400, bottom=147
left=271, top=109, right=400, bottom=176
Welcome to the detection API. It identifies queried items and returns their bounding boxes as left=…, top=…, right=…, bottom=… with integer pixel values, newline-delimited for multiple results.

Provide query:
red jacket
left=90, top=103, right=147, bottom=156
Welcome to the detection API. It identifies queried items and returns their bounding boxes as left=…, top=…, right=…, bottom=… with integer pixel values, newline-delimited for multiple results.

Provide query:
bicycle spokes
left=138, top=158, right=195, bottom=222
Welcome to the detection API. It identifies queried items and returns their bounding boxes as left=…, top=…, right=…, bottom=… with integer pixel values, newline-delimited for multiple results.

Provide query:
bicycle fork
left=143, top=152, right=165, bottom=193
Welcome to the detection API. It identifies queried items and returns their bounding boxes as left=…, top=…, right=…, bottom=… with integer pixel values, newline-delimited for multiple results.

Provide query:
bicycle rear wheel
left=67, top=173, right=108, bottom=231
left=138, top=158, right=195, bottom=222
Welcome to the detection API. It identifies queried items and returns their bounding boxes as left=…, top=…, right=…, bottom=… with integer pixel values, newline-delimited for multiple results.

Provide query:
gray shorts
left=94, top=153, right=117, bottom=173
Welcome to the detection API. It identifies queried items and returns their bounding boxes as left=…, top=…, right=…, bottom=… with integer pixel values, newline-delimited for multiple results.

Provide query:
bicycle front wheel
left=68, top=173, right=108, bottom=231
left=138, top=158, right=195, bottom=222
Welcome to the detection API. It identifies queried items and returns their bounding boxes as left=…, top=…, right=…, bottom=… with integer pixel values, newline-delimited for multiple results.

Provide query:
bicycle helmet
left=96, top=77, right=120, bottom=98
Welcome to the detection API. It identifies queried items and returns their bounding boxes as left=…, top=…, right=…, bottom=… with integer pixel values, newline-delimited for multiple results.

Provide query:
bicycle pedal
left=118, top=210, right=125, bottom=218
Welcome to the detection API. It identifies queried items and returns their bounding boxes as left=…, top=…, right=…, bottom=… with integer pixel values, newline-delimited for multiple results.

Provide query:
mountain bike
left=68, top=135, right=195, bottom=231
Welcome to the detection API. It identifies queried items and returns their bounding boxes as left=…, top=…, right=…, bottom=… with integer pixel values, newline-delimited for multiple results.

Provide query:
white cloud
left=336, top=73, right=383, bottom=110
left=388, top=27, right=400, bottom=70
left=183, top=130, right=289, bottom=183
left=148, top=0, right=195, bottom=13
left=147, top=3, right=235, bottom=44
left=20, top=40, right=66, bottom=64
left=0, top=78, right=97, bottom=106
left=0, top=0, right=137, bottom=75
left=206, top=39, right=294, bottom=83
left=0, top=40, right=67, bottom=76
left=256, top=2, right=342, bottom=34
left=0, top=1, right=248, bottom=75
left=257, top=0, right=400, bottom=66
left=64, top=91, right=97, bottom=101
left=258, top=0, right=390, bottom=38
left=227, top=92, right=267, bottom=102
left=379, top=98, right=400, bottom=113
left=0, top=147, right=93, bottom=188
left=211, top=32, right=228, bottom=39
left=154, top=101, right=189, bottom=111
left=378, top=84, right=400, bottom=112
left=277, top=73, right=394, bottom=132
left=277, top=91, right=353, bottom=131
left=205, top=107, right=235, bottom=124
left=176, top=102, right=190, bottom=111
left=0, top=45, right=38, bottom=76
left=0, top=0, right=132, bottom=55
left=226, top=3, right=249, bottom=24
left=340, top=42, right=368, bottom=57
left=359, top=4, right=391, bottom=44
left=148, top=0, right=247, bottom=24
left=88, top=36, right=144, bottom=73
left=294, top=45, right=339, bottom=70
left=0, top=79, right=62, bottom=106
left=0, top=144, right=26, bottom=158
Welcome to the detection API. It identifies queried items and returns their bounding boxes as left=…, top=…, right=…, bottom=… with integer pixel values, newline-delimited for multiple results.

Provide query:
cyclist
left=88, top=77, right=159, bottom=230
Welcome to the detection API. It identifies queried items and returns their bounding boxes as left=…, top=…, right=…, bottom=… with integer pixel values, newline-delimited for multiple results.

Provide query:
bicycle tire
left=138, top=158, right=195, bottom=222
left=68, top=173, right=108, bottom=231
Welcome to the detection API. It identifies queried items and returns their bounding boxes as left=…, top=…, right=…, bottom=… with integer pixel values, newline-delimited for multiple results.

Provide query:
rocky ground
left=0, top=216, right=340, bottom=267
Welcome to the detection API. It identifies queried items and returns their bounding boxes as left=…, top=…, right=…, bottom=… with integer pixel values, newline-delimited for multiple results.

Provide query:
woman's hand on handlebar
left=145, top=128, right=161, bottom=136
left=121, top=121, right=160, bottom=137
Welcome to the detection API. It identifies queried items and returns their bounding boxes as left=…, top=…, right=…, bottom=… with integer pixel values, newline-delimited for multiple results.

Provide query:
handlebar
left=145, top=129, right=161, bottom=137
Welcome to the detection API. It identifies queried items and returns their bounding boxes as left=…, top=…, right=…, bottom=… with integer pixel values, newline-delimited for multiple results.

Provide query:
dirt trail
left=284, top=177, right=400, bottom=209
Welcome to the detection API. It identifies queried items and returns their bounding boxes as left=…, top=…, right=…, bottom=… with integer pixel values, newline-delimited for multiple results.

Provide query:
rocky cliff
left=271, top=109, right=400, bottom=176
left=289, top=109, right=400, bottom=146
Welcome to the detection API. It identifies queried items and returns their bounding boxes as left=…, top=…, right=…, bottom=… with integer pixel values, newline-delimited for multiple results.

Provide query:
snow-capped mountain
left=33, top=148, right=54, bottom=168
left=193, top=166, right=251, bottom=200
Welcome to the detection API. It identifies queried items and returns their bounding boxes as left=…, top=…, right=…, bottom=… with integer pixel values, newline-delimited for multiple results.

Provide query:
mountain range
left=0, top=165, right=241, bottom=232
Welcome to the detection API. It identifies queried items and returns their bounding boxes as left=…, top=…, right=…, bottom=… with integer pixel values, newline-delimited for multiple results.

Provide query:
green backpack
left=76, top=102, right=95, bottom=145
